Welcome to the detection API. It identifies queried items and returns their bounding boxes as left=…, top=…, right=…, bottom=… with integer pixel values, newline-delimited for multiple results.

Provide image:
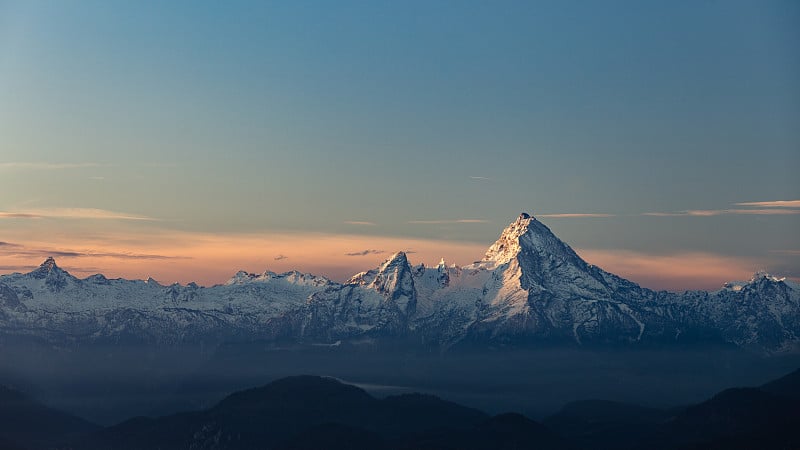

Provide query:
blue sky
left=0, top=0, right=798, bottom=289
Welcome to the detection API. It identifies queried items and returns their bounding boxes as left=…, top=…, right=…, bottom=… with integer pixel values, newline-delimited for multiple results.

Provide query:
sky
left=0, top=0, right=798, bottom=291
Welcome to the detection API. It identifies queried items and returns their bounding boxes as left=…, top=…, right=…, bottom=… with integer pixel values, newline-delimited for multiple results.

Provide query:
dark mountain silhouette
left=0, top=384, right=99, bottom=449
left=541, top=367, right=800, bottom=450
left=651, top=387, right=800, bottom=449
left=760, top=367, right=800, bottom=398
left=74, top=375, right=496, bottom=449
left=5, top=367, right=796, bottom=449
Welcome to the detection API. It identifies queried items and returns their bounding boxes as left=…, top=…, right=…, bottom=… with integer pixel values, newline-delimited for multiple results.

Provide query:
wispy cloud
left=137, top=162, right=177, bottom=168
left=0, top=264, right=104, bottom=274
left=344, top=221, right=377, bottom=226
left=344, top=249, right=385, bottom=256
left=645, top=199, right=800, bottom=217
left=0, top=162, right=103, bottom=170
left=0, top=230, right=489, bottom=285
left=0, top=265, right=37, bottom=272
left=408, top=219, right=489, bottom=224
left=0, top=244, right=188, bottom=260
left=0, top=208, right=158, bottom=221
left=538, top=213, right=614, bottom=218
left=274, top=254, right=288, bottom=260
left=643, top=209, right=800, bottom=217
left=469, top=176, right=492, bottom=181
left=735, top=200, right=800, bottom=208
left=770, top=249, right=800, bottom=256
left=0, top=241, right=22, bottom=247
left=0, top=212, right=40, bottom=218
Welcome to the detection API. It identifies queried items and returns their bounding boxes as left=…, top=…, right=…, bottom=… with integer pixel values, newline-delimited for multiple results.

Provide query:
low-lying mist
left=2, top=339, right=798, bottom=425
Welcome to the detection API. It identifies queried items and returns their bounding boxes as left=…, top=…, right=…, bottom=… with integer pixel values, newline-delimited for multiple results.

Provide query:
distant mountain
left=651, top=387, right=800, bottom=450
left=760, top=367, right=800, bottom=398
left=74, top=375, right=565, bottom=450
left=1, top=214, right=798, bottom=353
left=11, top=366, right=796, bottom=450
left=0, top=384, right=99, bottom=449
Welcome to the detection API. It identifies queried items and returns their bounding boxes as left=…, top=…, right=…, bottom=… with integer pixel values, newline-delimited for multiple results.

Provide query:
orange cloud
left=643, top=209, right=800, bottom=217
left=0, top=208, right=157, bottom=221
left=735, top=200, right=800, bottom=208
left=0, top=229, right=487, bottom=285
left=1, top=227, right=791, bottom=292
left=0, top=162, right=103, bottom=170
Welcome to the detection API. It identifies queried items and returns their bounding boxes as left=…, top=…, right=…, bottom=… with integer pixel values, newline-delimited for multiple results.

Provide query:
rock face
left=0, top=214, right=798, bottom=353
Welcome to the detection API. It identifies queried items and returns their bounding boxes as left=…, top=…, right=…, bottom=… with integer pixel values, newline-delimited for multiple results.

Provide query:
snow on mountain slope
left=0, top=214, right=798, bottom=353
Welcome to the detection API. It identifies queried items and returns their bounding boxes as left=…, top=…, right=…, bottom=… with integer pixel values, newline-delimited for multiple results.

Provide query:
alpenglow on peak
left=482, top=213, right=559, bottom=263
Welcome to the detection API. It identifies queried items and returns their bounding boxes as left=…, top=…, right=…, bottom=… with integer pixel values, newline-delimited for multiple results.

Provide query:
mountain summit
left=482, top=212, right=579, bottom=266
left=0, top=214, right=798, bottom=352
left=28, top=257, right=62, bottom=279
left=480, top=212, right=607, bottom=291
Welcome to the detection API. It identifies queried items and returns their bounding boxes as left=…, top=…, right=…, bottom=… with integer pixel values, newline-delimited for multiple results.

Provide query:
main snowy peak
left=482, top=212, right=585, bottom=268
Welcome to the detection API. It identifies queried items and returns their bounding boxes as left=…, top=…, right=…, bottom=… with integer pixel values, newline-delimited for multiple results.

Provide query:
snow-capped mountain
left=1, top=214, right=798, bottom=353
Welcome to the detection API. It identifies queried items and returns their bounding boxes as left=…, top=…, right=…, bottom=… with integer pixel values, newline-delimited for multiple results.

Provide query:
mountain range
left=2, top=369, right=799, bottom=449
left=1, top=213, right=798, bottom=353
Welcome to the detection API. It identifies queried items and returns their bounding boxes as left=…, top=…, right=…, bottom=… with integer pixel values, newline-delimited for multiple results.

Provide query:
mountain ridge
left=1, top=213, right=798, bottom=353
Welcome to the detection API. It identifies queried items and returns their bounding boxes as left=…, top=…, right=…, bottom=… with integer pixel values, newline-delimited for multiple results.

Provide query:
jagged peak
left=750, top=271, right=785, bottom=283
left=381, top=251, right=409, bottom=268
left=347, top=252, right=411, bottom=286
left=346, top=270, right=370, bottom=285
left=722, top=272, right=794, bottom=293
left=28, top=257, right=69, bottom=279
left=225, top=270, right=254, bottom=285
left=226, top=268, right=330, bottom=287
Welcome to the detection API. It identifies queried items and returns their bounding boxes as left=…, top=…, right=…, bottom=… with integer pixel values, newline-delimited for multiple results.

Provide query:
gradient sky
left=1, top=0, right=798, bottom=291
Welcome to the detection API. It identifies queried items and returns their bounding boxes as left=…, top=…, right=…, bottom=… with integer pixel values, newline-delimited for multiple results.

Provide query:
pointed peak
left=226, top=270, right=253, bottom=285
left=481, top=212, right=580, bottom=266
left=28, top=257, right=68, bottom=279
left=483, top=213, right=548, bottom=264
left=389, top=251, right=408, bottom=261
left=346, top=252, right=412, bottom=287
left=378, top=251, right=409, bottom=271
